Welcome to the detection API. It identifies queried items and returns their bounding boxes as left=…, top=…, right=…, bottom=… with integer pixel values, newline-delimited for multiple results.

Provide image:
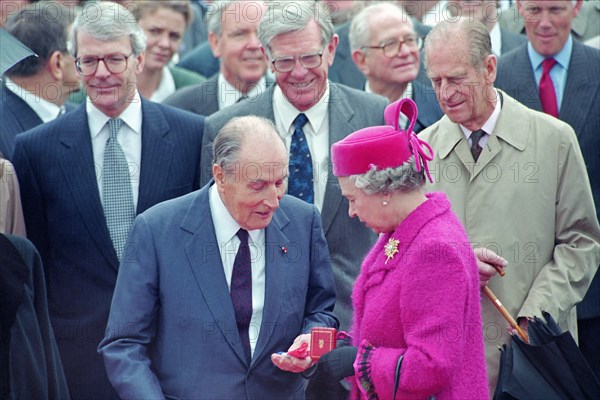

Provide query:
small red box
left=310, top=327, right=337, bottom=361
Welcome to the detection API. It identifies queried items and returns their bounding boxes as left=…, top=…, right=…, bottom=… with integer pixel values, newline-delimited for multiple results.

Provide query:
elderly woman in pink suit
left=308, top=99, right=488, bottom=400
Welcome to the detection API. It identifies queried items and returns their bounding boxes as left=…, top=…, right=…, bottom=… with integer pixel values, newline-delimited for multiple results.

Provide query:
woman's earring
left=383, top=201, right=389, bottom=206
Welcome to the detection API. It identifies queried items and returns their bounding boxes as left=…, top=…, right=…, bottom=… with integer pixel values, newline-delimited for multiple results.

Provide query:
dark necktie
left=470, top=129, right=486, bottom=162
left=288, top=113, right=314, bottom=203
left=539, top=58, right=558, bottom=118
left=231, top=229, right=252, bottom=362
left=102, top=118, right=135, bottom=261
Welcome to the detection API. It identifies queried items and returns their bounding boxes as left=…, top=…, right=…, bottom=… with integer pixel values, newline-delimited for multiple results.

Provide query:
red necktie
left=539, top=58, right=558, bottom=118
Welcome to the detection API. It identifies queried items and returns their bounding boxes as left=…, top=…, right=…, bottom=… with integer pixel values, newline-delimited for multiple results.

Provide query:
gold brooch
left=384, top=238, right=399, bottom=264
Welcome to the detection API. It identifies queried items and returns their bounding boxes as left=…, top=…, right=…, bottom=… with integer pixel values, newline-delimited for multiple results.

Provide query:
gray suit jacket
left=495, top=41, right=600, bottom=318
left=499, top=28, right=527, bottom=55
left=164, top=74, right=275, bottom=117
left=201, top=83, right=388, bottom=328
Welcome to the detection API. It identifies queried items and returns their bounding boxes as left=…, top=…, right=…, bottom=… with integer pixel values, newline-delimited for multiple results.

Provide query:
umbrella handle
left=483, top=286, right=529, bottom=344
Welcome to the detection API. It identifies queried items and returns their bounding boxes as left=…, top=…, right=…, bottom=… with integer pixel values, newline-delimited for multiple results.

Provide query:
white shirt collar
left=490, top=22, right=502, bottom=56
left=460, top=89, right=501, bottom=140
left=209, top=183, right=262, bottom=245
left=149, top=67, right=176, bottom=103
left=273, top=82, right=330, bottom=138
left=218, top=73, right=267, bottom=110
left=4, top=76, right=63, bottom=123
left=87, top=91, right=143, bottom=139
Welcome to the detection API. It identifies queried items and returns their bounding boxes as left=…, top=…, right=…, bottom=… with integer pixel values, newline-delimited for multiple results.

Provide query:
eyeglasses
left=271, top=49, right=324, bottom=73
left=361, top=35, right=423, bottom=58
left=75, top=53, right=133, bottom=76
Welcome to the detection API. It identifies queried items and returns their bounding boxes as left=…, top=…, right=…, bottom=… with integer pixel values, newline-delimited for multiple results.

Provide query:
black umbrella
left=493, top=311, right=600, bottom=400
left=0, top=28, right=37, bottom=77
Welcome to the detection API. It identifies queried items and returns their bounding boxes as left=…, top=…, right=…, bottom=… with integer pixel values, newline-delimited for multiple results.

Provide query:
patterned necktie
left=539, top=58, right=558, bottom=118
left=231, top=228, right=252, bottom=362
left=102, top=118, right=135, bottom=261
left=470, top=129, right=486, bottom=162
left=288, top=113, right=314, bottom=203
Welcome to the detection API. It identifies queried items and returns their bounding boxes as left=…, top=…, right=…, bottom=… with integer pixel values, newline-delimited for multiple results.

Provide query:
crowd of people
left=1, top=0, right=599, bottom=399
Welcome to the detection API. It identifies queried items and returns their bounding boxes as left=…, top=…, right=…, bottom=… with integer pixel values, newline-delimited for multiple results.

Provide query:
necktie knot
left=236, top=228, right=249, bottom=245
left=293, top=113, right=309, bottom=130
left=470, top=129, right=486, bottom=161
left=542, top=58, right=557, bottom=74
left=108, top=118, right=123, bottom=140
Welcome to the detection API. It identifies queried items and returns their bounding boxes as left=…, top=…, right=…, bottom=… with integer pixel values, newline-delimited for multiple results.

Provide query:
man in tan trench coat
left=420, top=18, right=600, bottom=395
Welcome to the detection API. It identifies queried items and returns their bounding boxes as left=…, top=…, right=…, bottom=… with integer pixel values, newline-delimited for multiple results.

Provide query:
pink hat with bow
left=331, top=98, right=434, bottom=182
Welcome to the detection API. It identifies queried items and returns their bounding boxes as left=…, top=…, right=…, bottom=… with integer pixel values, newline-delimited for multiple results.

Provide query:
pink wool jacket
left=350, top=192, right=488, bottom=400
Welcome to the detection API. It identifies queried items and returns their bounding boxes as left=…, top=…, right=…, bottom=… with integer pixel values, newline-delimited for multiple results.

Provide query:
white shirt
left=490, top=22, right=502, bottom=56
left=209, top=184, right=265, bottom=355
left=218, top=73, right=267, bottom=110
left=88, top=92, right=143, bottom=209
left=422, top=0, right=449, bottom=26
left=4, top=77, right=64, bottom=122
left=149, top=67, right=176, bottom=103
left=273, top=83, right=330, bottom=212
left=365, top=81, right=413, bottom=130
left=460, top=89, right=502, bottom=149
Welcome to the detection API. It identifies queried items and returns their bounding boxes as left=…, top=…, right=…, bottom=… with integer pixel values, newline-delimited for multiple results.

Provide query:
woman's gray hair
left=349, top=2, right=412, bottom=52
left=68, top=1, right=146, bottom=57
left=213, top=116, right=282, bottom=171
left=258, top=0, right=335, bottom=56
left=424, top=17, right=491, bottom=70
left=351, top=156, right=425, bottom=195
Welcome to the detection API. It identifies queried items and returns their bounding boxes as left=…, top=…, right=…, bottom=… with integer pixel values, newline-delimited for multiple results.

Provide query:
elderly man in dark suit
left=99, top=116, right=337, bottom=399
left=165, top=0, right=271, bottom=116
left=349, top=2, right=443, bottom=133
left=201, top=0, right=388, bottom=330
left=12, top=3, right=205, bottom=399
left=330, top=0, right=433, bottom=90
left=0, top=2, right=78, bottom=159
left=494, top=1, right=600, bottom=377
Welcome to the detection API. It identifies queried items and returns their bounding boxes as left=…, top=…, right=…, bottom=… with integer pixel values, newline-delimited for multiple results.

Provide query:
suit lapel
left=137, top=100, right=173, bottom=213
left=183, top=187, right=249, bottom=365
left=321, top=84, right=354, bottom=233
left=3, top=86, right=43, bottom=132
left=515, top=47, right=543, bottom=111
left=58, top=106, right=119, bottom=269
left=252, top=210, right=290, bottom=364
left=560, top=42, right=597, bottom=137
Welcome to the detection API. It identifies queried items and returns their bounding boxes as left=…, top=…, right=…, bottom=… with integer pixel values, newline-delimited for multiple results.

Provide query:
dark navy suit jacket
left=11, top=99, right=205, bottom=399
left=1, top=84, right=42, bottom=159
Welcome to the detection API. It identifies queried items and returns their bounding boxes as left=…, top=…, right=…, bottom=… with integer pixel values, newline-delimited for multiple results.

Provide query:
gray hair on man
left=424, top=17, right=491, bottom=70
left=258, top=0, right=335, bottom=56
left=349, top=2, right=413, bottom=52
left=213, top=115, right=283, bottom=170
left=68, top=1, right=146, bottom=57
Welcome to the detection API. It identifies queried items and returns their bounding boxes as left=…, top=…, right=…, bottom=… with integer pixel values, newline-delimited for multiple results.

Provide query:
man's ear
left=213, top=163, right=225, bottom=188
left=48, top=51, right=64, bottom=81
left=209, top=32, right=221, bottom=58
left=351, top=49, right=369, bottom=75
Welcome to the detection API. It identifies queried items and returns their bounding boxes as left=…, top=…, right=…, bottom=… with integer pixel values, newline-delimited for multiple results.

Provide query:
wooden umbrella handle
left=483, top=286, right=529, bottom=344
